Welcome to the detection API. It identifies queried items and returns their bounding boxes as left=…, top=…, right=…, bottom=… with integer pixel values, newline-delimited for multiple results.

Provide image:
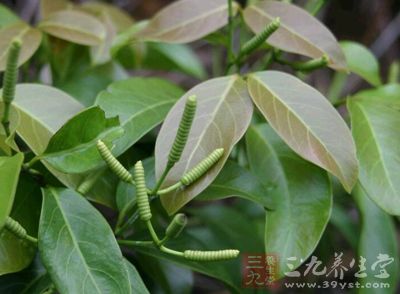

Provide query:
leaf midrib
left=251, top=75, right=347, bottom=188
left=121, top=98, right=178, bottom=127
left=250, top=127, right=296, bottom=271
left=209, top=184, right=261, bottom=199
left=49, top=187, right=102, bottom=294
left=351, top=101, right=398, bottom=196
left=39, top=21, right=104, bottom=42
left=42, top=126, right=121, bottom=158
left=147, top=3, right=230, bottom=38
left=250, top=126, right=333, bottom=273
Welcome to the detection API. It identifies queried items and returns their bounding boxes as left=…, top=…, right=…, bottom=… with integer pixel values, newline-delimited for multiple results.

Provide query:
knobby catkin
left=2, top=38, right=21, bottom=104
left=5, top=217, right=27, bottom=240
left=183, top=249, right=239, bottom=261
left=97, top=140, right=133, bottom=183
left=167, top=95, right=197, bottom=166
left=180, top=148, right=224, bottom=186
left=240, top=17, right=280, bottom=57
left=134, top=161, right=152, bottom=221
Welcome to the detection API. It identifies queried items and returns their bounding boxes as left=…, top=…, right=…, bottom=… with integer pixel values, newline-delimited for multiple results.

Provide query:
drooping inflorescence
left=180, top=148, right=224, bottom=186
left=96, top=140, right=133, bottom=183
left=167, top=95, right=197, bottom=167
left=134, top=161, right=152, bottom=221
left=183, top=249, right=240, bottom=261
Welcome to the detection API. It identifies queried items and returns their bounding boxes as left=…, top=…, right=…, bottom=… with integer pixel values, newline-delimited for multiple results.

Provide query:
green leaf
left=0, top=22, right=42, bottom=71
left=243, top=0, right=346, bottom=70
left=96, top=77, right=184, bottom=155
left=353, top=184, right=399, bottom=293
left=39, top=188, right=131, bottom=293
left=136, top=0, right=238, bottom=43
left=340, top=41, right=381, bottom=86
left=0, top=153, right=23, bottom=230
left=246, top=124, right=332, bottom=278
left=0, top=173, right=41, bottom=275
left=156, top=75, right=253, bottom=214
left=124, top=259, right=150, bottom=294
left=197, top=160, right=275, bottom=209
left=352, top=84, right=400, bottom=101
left=143, top=43, right=206, bottom=79
left=39, top=10, right=106, bottom=46
left=0, top=4, right=19, bottom=28
left=0, top=84, right=115, bottom=207
left=1, top=84, right=83, bottom=154
left=0, top=155, right=38, bottom=275
left=248, top=70, right=358, bottom=192
left=41, top=106, right=123, bottom=174
left=348, top=96, right=400, bottom=215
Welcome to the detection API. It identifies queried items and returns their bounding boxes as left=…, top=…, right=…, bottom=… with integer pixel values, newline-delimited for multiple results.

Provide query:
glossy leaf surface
left=0, top=84, right=116, bottom=207
left=246, top=124, right=332, bottom=278
left=39, top=10, right=106, bottom=46
left=155, top=75, right=253, bottom=214
left=340, top=41, right=381, bottom=86
left=96, top=77, right=184, bottom=155
left=243, top=0, right=346, bottom=70
left=41, top=107, right=123, bottom=174
left=248, top=71, right=358, bottom=192
left=137, top=0, right=238, bottom=43
left=39, top=188, right=131, bottom=293
left=348, top=96, right=400, bottom=215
